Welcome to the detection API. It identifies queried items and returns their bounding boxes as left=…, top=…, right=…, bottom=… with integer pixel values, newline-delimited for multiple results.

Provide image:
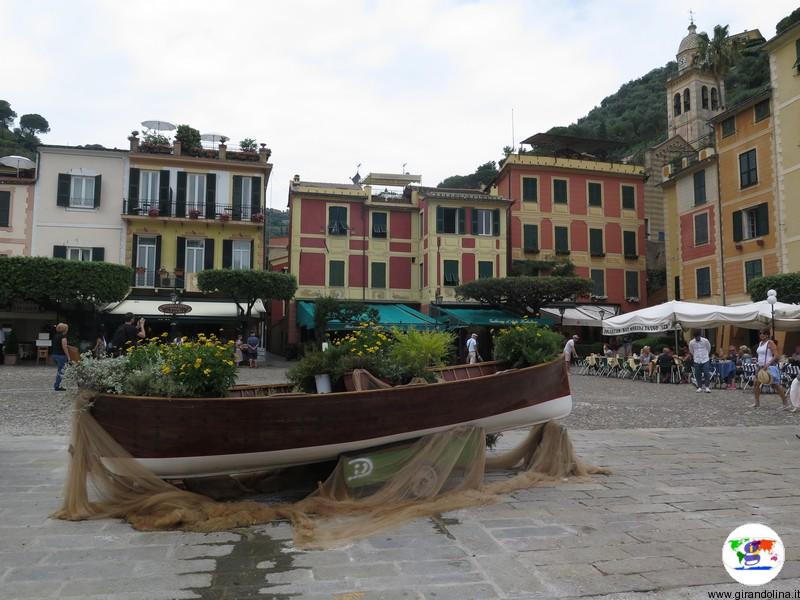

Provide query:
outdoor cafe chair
left=781, top=364, right=799, bottom=388
left=741, top=363, right=758, bottom=391
left=626, top=357, right=644, bottom=381
left=606, top=356, right=622, bottom=378
left=581, top=354, right=598, bottom=376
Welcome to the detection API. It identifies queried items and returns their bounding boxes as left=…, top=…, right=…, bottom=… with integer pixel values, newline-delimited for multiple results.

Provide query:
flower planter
left=219, top=214, right=231, bottom=222
left=3, top=354, right=18, bottom=366
left=148, top=208, right=160, bottom=217
left=314, top=374, right=332, bottom=394
left=250, top=213, right=264, bottom=223
left=189, top=210, right=201, bottom=219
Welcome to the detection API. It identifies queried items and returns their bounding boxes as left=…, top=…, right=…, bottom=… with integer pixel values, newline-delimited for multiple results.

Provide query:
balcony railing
left=133, top=269, right=185, bottom=289
left=123, top=199, right=264, bottom=223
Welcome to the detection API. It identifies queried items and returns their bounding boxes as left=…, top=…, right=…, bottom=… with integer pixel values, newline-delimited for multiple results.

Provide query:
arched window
left=701, top=86, right=709, bottom=109
left=683, top=89, right=691, bottom=112
left=710, top=88, right=719, bottom=110
left=674, top=93, right=682, bottom=116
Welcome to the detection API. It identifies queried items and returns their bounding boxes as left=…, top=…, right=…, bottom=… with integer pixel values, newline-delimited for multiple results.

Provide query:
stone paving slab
left=2, top=425, right=800, bottom=598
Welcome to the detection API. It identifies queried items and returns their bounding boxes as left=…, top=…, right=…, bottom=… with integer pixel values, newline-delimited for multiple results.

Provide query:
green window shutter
left=470, top=208, right=478, bottom=234
left=492, top=209, right=500, bottom=236
left=443, top=260, right=459, bottom=286
left=93, top=175, right=102, bottom=208
left=159, top=170, right=171, bottom=215
left=222, top=239, right=232, bottom=268
left=522, top=178, right=537, bottom=202
left=127, top=169, right=139, bottom=213
left=588, top=182, right=602, bottom=207
left=328, top=206, right=347, bottom=235
left=457, top=208, right=466, bottom=234
left=523, top=224, right=538, bottom=252
left=372, top=212, right=387, bottom=238
left=154, top=236, right=161, bottom=272
left=92, top=247, right=105, bottom=262
left=621, top=185, right=635, bottom=210
left=0, top=191, right=10, bottom=227
left=553, top=179, right=567, bottom=203
left=696, top=268, right=711, bottom=297
left=251, top=176, right=261, bottom=217
left=205, top=173, right=216, bottom=219
left=732, top=210, right=743, bottom=242
left=478, top=261, right=493, bottom=279
left=232, top=176, right=243, bottom=220
left=371, top=262, right=386, bottom=288
left=176, top=237, right=186, bottom=271
left=436, top=206, right=444, bottom=233
left=693, top=170, right=706, bottom=205
left=53, top=245, right=66, bottom=259
left=589, top=229, right=604, bottom=256
left=590, top=269, right=604, bottom=296
left=694, top=214, right=708, bottom=245
left=175, top=172, right=187, bottom=218
left=555, top=226, right=569, bottom=254
left=329, top=260, right=345, bottom=286
left=755, top=203, right=769, bottom=236
left=249, top=240, right=255, bottom=269
left=623, top=231, right=637, bottom=257
left=625, top=271, right=638, bottom=298
left=204, top=239, right=215, bottom=270
left=57, top=174, right=71, bottom=207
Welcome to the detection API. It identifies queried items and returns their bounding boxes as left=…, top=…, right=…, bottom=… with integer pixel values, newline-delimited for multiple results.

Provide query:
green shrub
left=389, top=328, right=455, bottom=380
left=748, top=272, right=800, bottom=304
left=575, top=342, right=603, bottom=356
left=493, top=323, right=562, bottom=368
left=287, top=346, right=346, bottom=393
left=239, top=138, right=258, bottom=152
left=4, top=330, right=18, bottom=354
left=631, top=335, right=674, bottom=353
left=175, top=124, right=201, bottom=152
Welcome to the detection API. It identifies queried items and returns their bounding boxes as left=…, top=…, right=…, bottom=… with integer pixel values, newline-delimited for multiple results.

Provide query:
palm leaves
left=697, top=25, right=742, bottom=109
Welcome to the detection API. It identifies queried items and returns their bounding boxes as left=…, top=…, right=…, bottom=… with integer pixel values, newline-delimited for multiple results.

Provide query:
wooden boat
left=91, top=358, right=572, bottom=479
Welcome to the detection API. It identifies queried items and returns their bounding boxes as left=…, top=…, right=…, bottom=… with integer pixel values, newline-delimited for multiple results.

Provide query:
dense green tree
left=776, top=7, right=800, bottom=34
left=697, top=25, right=742, bottom=108
left=311, top=296, right=378, bottom=341
left=0, top=100, right=16, bottom=129
left=19, top=114, right=50, bottom=136
left=197, top=270, right=297, bottom=324
left=437, top=161, right=498, bottom=189
left=748, top=273, right=800, bottom=305
left=456, top=276, right=593, bottom=316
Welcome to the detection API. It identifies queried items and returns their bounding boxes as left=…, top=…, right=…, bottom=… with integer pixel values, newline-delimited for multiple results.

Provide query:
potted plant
left=189, top=208, right=201, bottom=219
left=219, top=213, right=231, bottom=222
left=239, top=138, right=257, bottom=153
left=250, top=212, right=264, bottom=223
left=493, top=322, right=563, bottom=369
left=3, top=330, right=18, bottom=365
left=148, top=207, right=160, bottom=217
left=135, top=266, right=146, bottom=275
left=174, top=268, right=184, bottom=278
left=175, top=125, right=202, bottom=154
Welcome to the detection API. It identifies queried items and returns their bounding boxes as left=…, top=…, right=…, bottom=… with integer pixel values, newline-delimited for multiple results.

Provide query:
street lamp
left=766, top=289, right=777, bottom=339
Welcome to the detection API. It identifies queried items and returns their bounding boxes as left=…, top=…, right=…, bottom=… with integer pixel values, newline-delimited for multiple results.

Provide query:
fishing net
left=52, top=390, right=609, bottom=549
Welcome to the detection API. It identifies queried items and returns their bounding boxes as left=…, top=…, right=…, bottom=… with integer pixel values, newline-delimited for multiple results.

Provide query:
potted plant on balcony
left=250, top=212, right=264, bottom=223
left=148, top=207, right=160, bottom=217
left=3, top=330, right=18, bottom=366
left=239, top=138, right=257, bottom=153
left=174, top=268, right=185, bottom=279
left=219, top=213, right=231, bottom=222
left=140, top=131, right=172, bottom=154
left=175, top=124, right=202, bottom=155
left=188, top=208, right=201, bottom=219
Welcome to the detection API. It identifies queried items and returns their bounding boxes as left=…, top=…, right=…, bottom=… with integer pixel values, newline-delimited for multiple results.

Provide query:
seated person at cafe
left=723, top=346, right=739, bottom=389
left=655, top=347, right=675, bottom=383
left=603, top=343, right=615, bottom=358
left=639, top=346, right=654, bottom=377
left=739, top=345, right=753, bottom=364
left=791, top=345, right=800, bottom=366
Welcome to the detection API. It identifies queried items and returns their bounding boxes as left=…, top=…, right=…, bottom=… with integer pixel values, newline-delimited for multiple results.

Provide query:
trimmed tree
left=197, top=270, right=297, bottom=325
left=456, top=276, right=593, bottom=316
left=748, top=273, right=800, bottom=305
left=312, top=296, right=379, bottom=341
left=0, top=256, right=132, bottom=307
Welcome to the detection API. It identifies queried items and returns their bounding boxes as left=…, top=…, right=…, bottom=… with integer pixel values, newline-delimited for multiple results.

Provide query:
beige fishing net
left=52, top=390, right=609, bottom=549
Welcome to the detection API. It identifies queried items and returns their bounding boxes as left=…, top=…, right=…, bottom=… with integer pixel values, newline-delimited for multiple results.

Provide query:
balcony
left=133, top=268, right=185, bottom=289
left=129, top=132, right=271, bottom=164
left=123, top=199, right=264, bottom=224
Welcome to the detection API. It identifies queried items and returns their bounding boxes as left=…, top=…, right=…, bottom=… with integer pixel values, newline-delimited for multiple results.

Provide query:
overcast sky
left=3, top=0, right=795, bottom=208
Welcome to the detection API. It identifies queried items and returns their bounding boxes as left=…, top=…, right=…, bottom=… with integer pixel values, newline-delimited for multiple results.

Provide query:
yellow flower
left=161, top=366, right=172, bottom=374
left=161, top=332, right=168, bottom=337
left=194, top=358, right=202, bottom=367
left=206, top=342, right=213, bottom=347
left=224, top=360, right=234, bottom=366
left=203, top=368, right=212, bottom=376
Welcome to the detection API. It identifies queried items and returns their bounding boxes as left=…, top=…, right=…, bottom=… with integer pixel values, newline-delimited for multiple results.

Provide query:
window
left=645, top=218, right=651, bottom=239
left=419, top=211, right=424, bottom=237
left=443, top=260, right=459, bottom=286
left=590, top=269, right=605, bottom=297
left=523, top=224, right=539, bottom=252
left=554, top=226, right=569, bottom=254
left=674, top=275, right=681, bottom=301
left=696, top=266, right=711, bottom=297
left=693, top=170, right=706, bottom=205
left=621, top=185, right=635, bottom=210
left=694, top=213, right=709, bottom=246
left=589, top=228, right=604, bottom=257
left=522, top=177, right=538, bottom=202
left=711, top=88, right=719, bottom=111
left=0, top=191, right=9, bottom=227
left=739, top=149, right=758, bottom=188
left=734, top=203, right=769, bottom=241
left=673, top=93, right=682, bottom=116
left=721, top=116, right=735, bottom=137
left=754, top=99, right=770, bottom=122
left=231, top=240, right=251, bottom=270
left=67, top=247, right=92, bottom=261
left=478, top=261, right=493, bottom=279
left=139, top=170, right=159, bottom=207
left=371, top=262, right=386, bottom=288
left=329, top=260, right=345, bottom=286
left=371, top=212, right=387, bottom=238
left=623, top=231, right=637, bottom=258
left=436, top=207, right=464, bottom=234
left=136, top=236, right=157, bottom=287
left=185, top=239, right=205, bottom=273
left=475, top=209, right=493, bottom=235
left=328, top=206, right=348, bottom=235
left=186, top=173, right=206, bottom=214
left=588, top=182, right=602, bottom=207
left=683, top=88, right=690, bottom=112
left=701, top=86, right=709, bottom=109
left=744, top=259, right=763, bottom=288
left=553, top=179, right=568, bottom=204
left=625, top=271, right=639, bottom=299
left=70, top=176, right=95, bottom=208
left=238, top=177, right=253, bottom=220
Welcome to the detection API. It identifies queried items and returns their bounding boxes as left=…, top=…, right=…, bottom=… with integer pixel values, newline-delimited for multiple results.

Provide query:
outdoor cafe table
left=712, top=360, right=736, bottom=381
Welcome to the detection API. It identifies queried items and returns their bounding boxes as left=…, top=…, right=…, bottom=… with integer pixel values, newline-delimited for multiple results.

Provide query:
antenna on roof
left=402, top=162, right=407, bottom=174
left=689, top=8, right=694, bottom=25
left=511, top=108, right=515, bottom=150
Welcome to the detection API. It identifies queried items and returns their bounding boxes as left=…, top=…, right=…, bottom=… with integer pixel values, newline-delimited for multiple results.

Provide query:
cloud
left=1, top=0, right=795, bottom=207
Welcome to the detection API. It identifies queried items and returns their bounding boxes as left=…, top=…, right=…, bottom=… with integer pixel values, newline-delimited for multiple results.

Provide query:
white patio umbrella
left=737, top=300, right=800, bottom=332
left=0, top=155, right=35, bottom=176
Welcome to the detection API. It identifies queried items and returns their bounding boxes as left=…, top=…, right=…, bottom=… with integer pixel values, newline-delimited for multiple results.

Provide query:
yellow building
left=764, top=21, right=800, bottom=273
left=121, top=132, right=270, bottom=309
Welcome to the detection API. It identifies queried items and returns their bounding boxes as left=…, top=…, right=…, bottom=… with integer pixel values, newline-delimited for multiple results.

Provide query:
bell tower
left=666, top=20, right=725, bottom=146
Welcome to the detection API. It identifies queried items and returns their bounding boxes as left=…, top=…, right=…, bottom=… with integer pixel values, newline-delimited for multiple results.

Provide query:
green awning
left=296, top=301, right=440, bottom=331
left=436, top=306, right=553, bottom=327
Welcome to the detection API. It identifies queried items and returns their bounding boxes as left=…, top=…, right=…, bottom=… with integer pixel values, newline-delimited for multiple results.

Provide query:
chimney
left=128, top=131, right=140, bottom=152
left=173, top=140, right=182, bottom=156
left=293, top=174, right=300, bottom=183
left=218, top=143, right=227, bottom=161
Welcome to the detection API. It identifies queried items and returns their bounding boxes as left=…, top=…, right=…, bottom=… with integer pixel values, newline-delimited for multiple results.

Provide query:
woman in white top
left=753, top=329, right=790, bottom=410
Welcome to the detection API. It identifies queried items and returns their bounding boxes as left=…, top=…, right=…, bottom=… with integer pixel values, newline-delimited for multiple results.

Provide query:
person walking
left=753, top=328, right=790, bottom=410
left=563, top=334, right=579, bottom=368
left=466, top=333, right=481, bottom=364
left=688, top=330, right=712, bottom=393
left=52, top=323, right=69, bottom=391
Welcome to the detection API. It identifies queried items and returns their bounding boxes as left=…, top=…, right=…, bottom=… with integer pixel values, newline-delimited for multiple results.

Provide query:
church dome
left=678, top=23, right=701, bottom=54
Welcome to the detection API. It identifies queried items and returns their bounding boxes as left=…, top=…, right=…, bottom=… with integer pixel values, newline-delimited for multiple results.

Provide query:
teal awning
left=436, top=306, right=553, bottom=327
left=296, top=301, right=440, bottom=331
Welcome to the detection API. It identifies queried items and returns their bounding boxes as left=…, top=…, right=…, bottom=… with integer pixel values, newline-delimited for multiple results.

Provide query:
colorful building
left=495, top=134, right=647, bottom=313
left=0, top=166, right=34, bottom=257
left=764, top=20, right=800, bottom=273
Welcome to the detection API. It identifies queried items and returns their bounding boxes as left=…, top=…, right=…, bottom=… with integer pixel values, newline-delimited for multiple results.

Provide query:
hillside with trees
left=0, top=100, right=50, bottom=159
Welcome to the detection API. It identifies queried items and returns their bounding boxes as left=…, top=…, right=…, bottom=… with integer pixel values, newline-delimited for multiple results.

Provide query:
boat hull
left=91, top=358, right=571, bottom=479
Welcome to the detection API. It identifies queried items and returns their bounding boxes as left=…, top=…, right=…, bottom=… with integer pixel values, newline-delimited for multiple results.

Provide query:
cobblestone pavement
left=2, top=365, right=800, bottom=598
